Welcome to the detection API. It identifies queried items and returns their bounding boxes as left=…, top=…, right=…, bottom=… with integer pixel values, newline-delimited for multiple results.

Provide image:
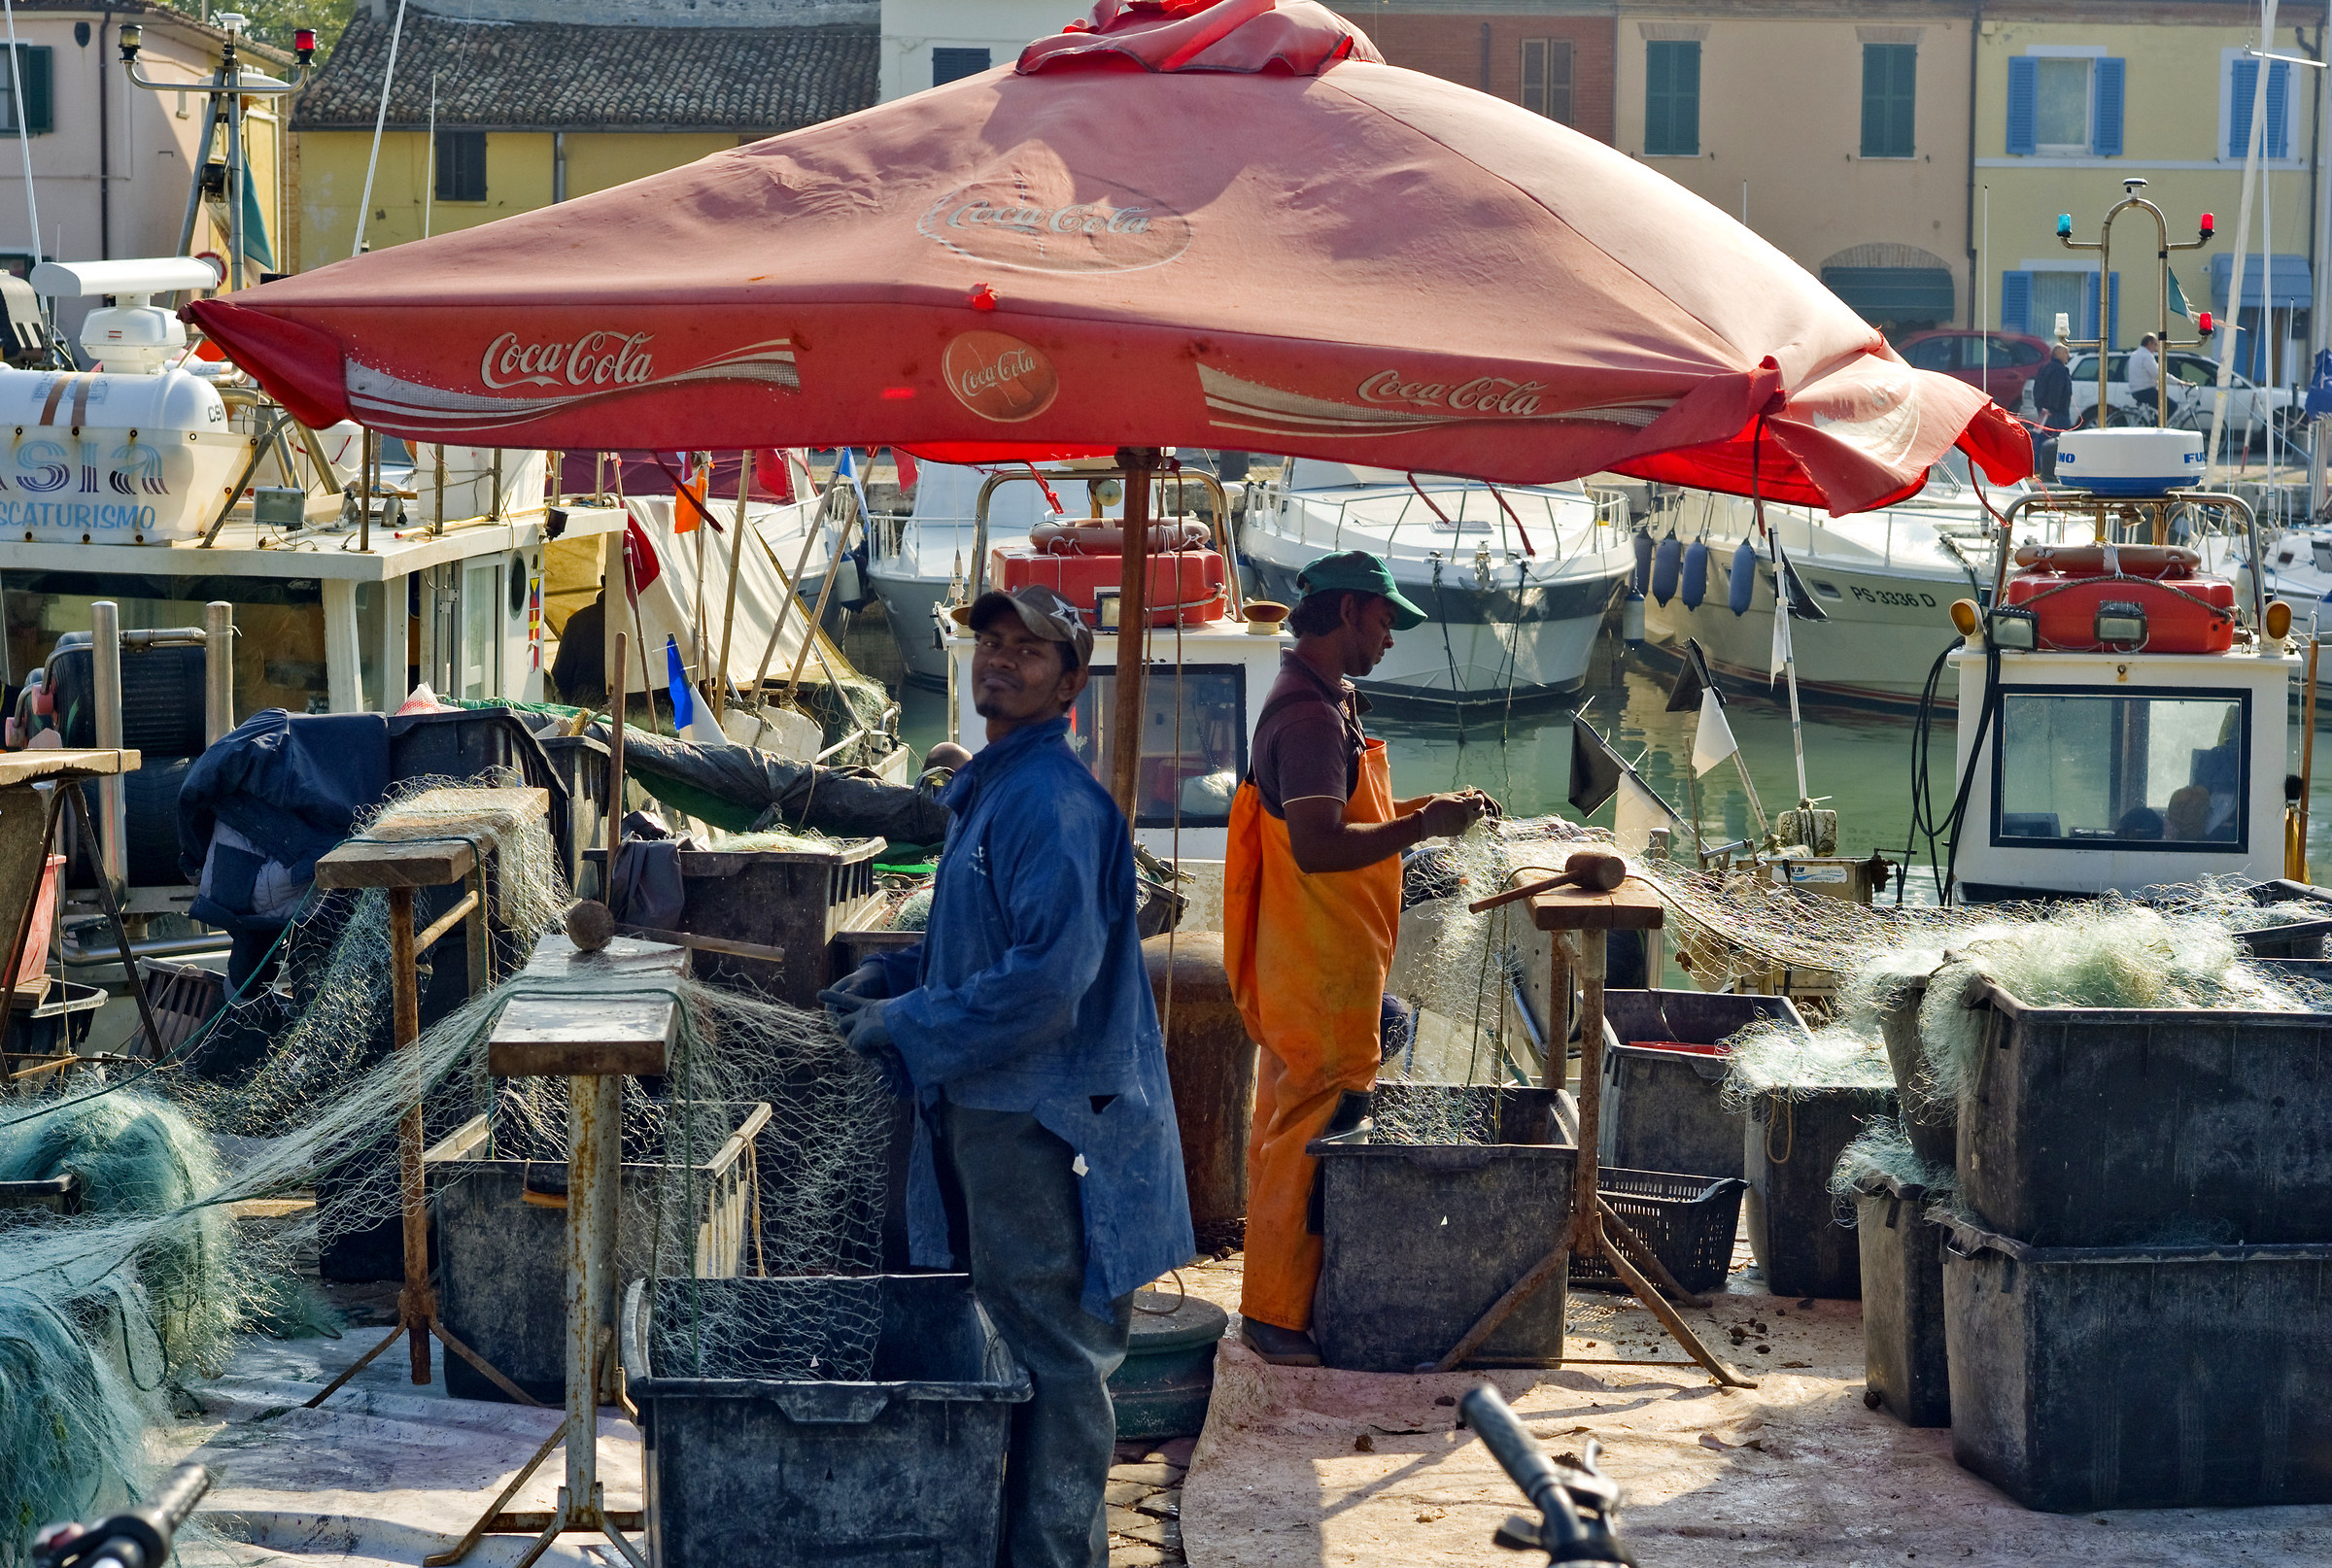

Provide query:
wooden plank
left=486, top=933, right=684, bottom=1077
left=1528, top=880, right=1666, bottom=933
left=0, top=748, right=141, bottom=786
left=316, top=787, right=548, bottom=888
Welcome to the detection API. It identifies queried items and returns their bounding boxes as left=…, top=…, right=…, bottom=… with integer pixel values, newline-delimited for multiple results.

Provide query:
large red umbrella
left=192, top=0, right=2028, bottom=513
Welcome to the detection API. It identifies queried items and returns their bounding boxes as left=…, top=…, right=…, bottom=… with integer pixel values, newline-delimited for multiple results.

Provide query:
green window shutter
left=1861, top=44, right=1914, bottom=158
left=17, top=46, right=49, bottom=135
left=1646, top=41, right=1699, bottom=156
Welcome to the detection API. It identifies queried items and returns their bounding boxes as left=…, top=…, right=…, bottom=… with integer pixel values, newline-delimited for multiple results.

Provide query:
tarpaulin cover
left=594, top=724, right=953, bottom=843
left=188, top=0, right=2029, bottom=515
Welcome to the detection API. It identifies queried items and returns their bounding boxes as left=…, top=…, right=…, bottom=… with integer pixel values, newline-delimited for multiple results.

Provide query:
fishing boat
left=866, top=459, right=1121, bottom=687
left=1639, top=453, right=2017, bottom=709
left=1238, top=460, right=1634, bottom=706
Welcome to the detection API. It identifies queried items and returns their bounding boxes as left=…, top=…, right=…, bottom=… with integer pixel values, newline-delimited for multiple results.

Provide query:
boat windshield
left=2, top=569, right=341, bottom=713
left=1064, top=664, right=1249, bottom=828
left=1993, top=687, right=2247, bottom=849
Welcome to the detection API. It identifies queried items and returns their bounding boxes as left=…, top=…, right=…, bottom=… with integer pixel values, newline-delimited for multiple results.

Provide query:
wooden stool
left=427, top=930, right=685, bottom=1568
left=303, top=788, right=546, bottom=1408
left=1434, top=877, right=1754, bottom=1388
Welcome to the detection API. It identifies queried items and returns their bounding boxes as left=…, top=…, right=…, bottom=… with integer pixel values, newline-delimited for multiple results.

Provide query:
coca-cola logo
left=480, top=330, right=656, bottom=391
left=918, top=166, right=1191, bottom=275
left=944, top=330, right=1059, bottom=423
left=1356, top=370, right=1548, bottom=417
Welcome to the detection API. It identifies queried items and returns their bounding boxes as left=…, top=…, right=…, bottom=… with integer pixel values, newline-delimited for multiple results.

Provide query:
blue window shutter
left=2231, top=56, right=2259, bottom=158
left=2001, top=271, right=2034, bottom=335
left=2006, top=56, right=2038, bottom=155
left=2093, top=57, right=2125, bottom=156
left=2267, top=59, right=2290, bottom=157
left=2080, top=271, right=2102, bottom=341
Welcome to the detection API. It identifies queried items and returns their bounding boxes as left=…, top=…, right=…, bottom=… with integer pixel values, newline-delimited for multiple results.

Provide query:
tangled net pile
left=0, top=774, right=889, bottom=1558
left=1374, top=816, right=2332, bottom=1146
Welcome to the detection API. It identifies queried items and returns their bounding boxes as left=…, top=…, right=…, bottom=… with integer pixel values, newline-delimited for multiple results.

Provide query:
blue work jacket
left=877, top=717, right=1193, bottom=1317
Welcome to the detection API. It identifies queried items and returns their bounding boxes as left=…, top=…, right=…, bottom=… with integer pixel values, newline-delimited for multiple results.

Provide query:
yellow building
left=1612, top=2, right=1975, bottom=339
left=1974, top=3, right=2315, bottom=383
left=291, top=0, right=876, bottom=269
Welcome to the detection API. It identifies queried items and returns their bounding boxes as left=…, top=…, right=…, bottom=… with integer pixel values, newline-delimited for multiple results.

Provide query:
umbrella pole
left=1109, top=449, right=1161, bottom=824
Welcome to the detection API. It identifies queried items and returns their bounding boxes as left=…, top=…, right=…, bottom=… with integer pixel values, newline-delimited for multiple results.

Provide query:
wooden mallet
left=1466, top=850, right=1628, bottom=914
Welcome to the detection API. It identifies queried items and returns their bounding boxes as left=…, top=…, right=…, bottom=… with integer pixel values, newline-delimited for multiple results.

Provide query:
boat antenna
left=1753, top=415, right=1813, bottom=803
left=352, top=0, right=410, bottom=258
left=423, top=70, right=437, bottom=239
left=1, top=0, right=42, bottom=270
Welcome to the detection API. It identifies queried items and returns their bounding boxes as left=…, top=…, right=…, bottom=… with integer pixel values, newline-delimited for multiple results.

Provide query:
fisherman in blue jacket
left=821, top=583, right=1193, bottom=1568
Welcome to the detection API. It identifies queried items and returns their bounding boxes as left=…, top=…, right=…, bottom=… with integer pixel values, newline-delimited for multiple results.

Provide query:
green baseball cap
left=1296, top=550, right=1427, bottom=631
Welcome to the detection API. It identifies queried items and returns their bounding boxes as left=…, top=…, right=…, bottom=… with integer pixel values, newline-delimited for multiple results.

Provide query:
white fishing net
left=0, top=774, right=893, bottom=1557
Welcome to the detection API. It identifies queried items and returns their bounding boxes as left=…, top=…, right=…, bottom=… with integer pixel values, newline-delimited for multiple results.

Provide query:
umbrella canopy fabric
left=190, top=0, right=2028, bottom=514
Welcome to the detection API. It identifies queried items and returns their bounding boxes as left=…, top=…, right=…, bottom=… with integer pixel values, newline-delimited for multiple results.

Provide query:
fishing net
left=0, top=772, right=893, bottom=1557
left=1827, top=1117, right=1955, bottom=1205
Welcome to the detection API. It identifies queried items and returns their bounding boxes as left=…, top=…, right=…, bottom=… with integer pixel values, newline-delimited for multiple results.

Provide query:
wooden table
left=428, top=931, right=680, bottom=1568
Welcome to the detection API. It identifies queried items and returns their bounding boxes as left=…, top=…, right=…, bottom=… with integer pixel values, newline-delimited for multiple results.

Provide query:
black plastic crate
left=1941, top=1214, right=2332, bottom=1511
left=1855, top=1173, right=1948, bottom=1427
left=1742, top=1086, right=1897, bottom=1300
left=385, top=706, right=571, bottom=875
left=622, top=1274, right=1030, bottom=1568
left=1310, top=1122, right=1574, bottom=1372
left=1957, top=975, right=2332, bottom=1246
left=1599, top=990, right=1804, bottom=1180
left=1571, top=1168, right=1745, bottom=1297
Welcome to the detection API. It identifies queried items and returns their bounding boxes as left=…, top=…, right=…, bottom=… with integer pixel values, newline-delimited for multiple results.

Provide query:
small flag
left=2308, top=349, right=2332, bottom=420
left=2168, top=268, right=2190, bottom=322
left=1692, top=687, right=1739, bottom=777
left=1568, top=715, right=1625, bottom=815
left=1613, top=771, right=1687, bottom=855
left=1773, top=545, right=1830, bottom=624
left=665, top=635, right=696, bottom=731
left=1664, top=638, right=1722, bottom=713
left=673, top=457, right=707, bottom=534
left=1769, top=589, right=1792, bottom=687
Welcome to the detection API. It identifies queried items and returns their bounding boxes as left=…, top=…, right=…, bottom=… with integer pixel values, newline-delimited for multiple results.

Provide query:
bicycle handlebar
left=1461, top=1386, right=1633, bottom=1567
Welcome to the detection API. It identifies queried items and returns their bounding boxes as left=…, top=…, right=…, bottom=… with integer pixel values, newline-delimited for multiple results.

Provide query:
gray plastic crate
left=1855, top=1173, right=1948, bottom=1427
left=1599, top=990, right=1805, bottom=1180
left=1941, top=1215, right=2332, bottom=1511
left=1742, top=1086, right=1896, bottom=1300
left=622, top=1274, right=1031, bottom=1568
left=425, top=1097, right=770, bottom=1404
left=1310, top=1119, right=1574, bottom=1373
left=1958, top=975, right=2332, bottom=1246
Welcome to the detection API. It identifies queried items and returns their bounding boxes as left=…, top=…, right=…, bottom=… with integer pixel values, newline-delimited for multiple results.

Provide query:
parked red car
left=1896, top=328, right=2052, bottom=411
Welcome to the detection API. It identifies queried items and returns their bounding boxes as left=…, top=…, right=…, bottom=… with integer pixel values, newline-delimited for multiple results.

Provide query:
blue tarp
left=2209, top=252, right=2314, bottom=311
left=177, top=709, right=390, bottom=895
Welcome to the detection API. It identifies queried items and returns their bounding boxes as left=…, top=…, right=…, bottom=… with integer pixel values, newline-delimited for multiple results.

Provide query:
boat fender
left=1729, top=537, right=1758, bottom=616
left=2010, top=541, right=2198, bottom=579
left=1679, top=538, right=1709, bottom=610
left=1631, top=528, right=1655, bottom=595
left=1650, top=533, right=1682, bottom=606
left=1622, top=591, right=1646, bottom=647
left=1030, top=521, right=1210, bottom=555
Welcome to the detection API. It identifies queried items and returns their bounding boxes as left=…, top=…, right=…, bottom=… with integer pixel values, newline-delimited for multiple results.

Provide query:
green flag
left=2168, top=268, right=2190, bottom=322
left=239, top=174, right=275, bottom=272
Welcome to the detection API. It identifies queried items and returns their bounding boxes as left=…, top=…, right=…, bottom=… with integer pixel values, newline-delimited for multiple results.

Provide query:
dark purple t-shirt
left=1250, top=650, right=1367, bottom=819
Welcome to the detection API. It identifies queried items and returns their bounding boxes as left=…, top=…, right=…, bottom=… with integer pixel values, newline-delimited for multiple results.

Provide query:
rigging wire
left=350, top=0, right=410, bottom=258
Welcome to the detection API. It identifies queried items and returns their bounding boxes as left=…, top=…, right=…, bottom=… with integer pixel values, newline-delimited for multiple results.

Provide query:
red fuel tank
left=992, top=546, right=1227, bottom=628
left=2000, top=569, right=2236, bottom=654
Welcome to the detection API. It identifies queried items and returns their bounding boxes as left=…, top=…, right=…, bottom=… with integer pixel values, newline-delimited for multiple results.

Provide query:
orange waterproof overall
left=1221, top=740, right=1401, bottom=1332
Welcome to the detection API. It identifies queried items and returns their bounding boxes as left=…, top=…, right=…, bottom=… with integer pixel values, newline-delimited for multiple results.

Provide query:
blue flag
left=665, top=635, right=695, bottom=732
left=2307, top=350, right=2332, bottom=419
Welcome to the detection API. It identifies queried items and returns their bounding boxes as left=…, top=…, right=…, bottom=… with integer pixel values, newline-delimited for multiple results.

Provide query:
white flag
left=1692, top=687, right=1738, bottom=777
left=1768, top=592, right=1793, bottom=687
left=1613, top=770, right=1685, bottom=855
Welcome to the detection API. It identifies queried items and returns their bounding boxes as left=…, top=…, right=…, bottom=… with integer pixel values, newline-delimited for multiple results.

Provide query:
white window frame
left=2218, top=47, right=2303, bottom=166
left=2025, top=46, right=2103, bottom=157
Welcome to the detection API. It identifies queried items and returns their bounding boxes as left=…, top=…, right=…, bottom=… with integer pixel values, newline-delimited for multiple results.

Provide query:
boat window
left=1, top=570, right=330, bottom=713
left=1065, top=665, right=1247, bottom=828
left=1992, top=688, right=2247, bottom=851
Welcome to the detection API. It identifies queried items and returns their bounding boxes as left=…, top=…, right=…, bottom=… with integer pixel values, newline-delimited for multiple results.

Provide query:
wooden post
left=391, top=883, right=432, bottom=1385
left=2304, top=636, right=2321, bottom=882
left=1109, top=449, right=1161, bottom=822
left=607, top=633, right=629, bottom=904
left=1570, top=928, right=1606, bottom=1254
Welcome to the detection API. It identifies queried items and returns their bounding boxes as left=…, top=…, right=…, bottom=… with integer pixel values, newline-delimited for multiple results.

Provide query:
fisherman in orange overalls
left=1222, top=551, right=1499, bottom=1365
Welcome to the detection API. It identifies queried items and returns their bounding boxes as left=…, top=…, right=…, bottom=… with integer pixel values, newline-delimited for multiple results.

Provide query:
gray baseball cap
left=968, top=584, right=1095, bottom=668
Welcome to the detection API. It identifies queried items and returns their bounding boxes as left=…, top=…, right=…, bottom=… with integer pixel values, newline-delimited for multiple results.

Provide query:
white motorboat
left=1641, top=455, right=2022, bottom=709
left=1238, top=460, right=1633, bottom=705
left=866, top=460, right=1123, bottom=686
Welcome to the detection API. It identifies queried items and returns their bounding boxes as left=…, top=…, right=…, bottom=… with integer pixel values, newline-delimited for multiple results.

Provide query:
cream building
left=878, top=0, right=1064, bottom=101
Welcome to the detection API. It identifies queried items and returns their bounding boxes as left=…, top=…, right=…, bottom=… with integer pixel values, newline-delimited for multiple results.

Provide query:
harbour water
left=900, top=629, right=2332, bottom=897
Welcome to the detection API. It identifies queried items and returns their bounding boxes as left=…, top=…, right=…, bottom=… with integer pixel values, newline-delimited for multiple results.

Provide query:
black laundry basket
left=1571, top=1168, right=1746, bottom=1297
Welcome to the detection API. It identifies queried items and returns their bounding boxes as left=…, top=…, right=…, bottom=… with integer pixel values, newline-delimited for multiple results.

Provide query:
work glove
left=843, top=1001, right=914, bottom=1099
left=817, top=959, right=892, bottom=1026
